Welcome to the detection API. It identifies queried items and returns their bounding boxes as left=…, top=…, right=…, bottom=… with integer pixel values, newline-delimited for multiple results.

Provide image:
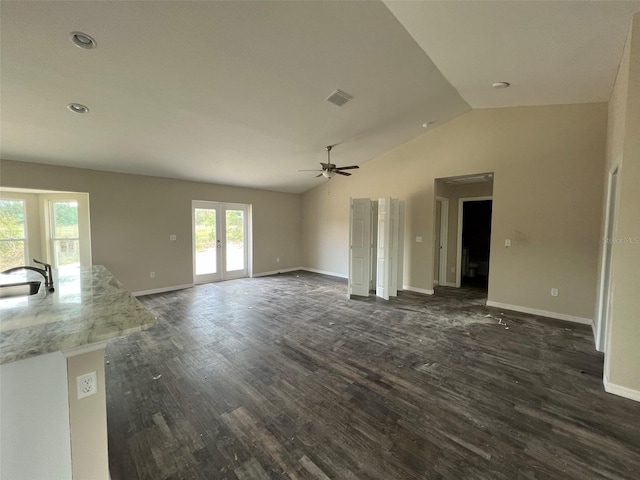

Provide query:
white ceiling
left=1, top=1, right=638, bottom=194
left=384, top=0, right=640, bottom=108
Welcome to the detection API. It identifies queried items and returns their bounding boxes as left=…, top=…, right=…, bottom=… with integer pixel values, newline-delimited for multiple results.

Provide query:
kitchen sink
left=0, top=281, right=42, bottom=298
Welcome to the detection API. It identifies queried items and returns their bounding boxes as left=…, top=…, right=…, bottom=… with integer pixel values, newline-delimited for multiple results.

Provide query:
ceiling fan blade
left=335, top=170, right=351, bottom=176
left=336, top=165, right=359, bottom=170
left=316, top=173, right=323, bottom=178
left=298, top=169, right=323, bottom=172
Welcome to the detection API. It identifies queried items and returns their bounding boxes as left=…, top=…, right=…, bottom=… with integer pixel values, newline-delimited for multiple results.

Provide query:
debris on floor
left=152, top=374, right=162, bottom=380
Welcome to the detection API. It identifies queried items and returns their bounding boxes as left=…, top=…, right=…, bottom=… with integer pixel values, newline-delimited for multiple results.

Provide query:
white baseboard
left=604, top=375, right=640, bottom=402
left=301, top=267, right=348, bottom=279
left=132, top=284, right=193, bottom=297
left=252, top=267, right=301, bottom=278
left=485, top=300, right=592, bottom=325
left=402, top=285, right=434, bottom=295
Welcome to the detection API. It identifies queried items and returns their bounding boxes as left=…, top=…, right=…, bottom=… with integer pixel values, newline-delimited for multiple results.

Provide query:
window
left=0, top=199, right=28, bottom=271
left=49, top=200, right=81, bottom=268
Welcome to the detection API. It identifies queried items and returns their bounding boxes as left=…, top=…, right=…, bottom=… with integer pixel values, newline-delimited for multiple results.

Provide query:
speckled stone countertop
left=0, top=265, right=155, bottom=365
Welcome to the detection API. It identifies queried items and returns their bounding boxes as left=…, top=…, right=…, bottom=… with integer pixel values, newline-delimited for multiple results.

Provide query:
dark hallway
left=461, top=199, right=492, bottom=290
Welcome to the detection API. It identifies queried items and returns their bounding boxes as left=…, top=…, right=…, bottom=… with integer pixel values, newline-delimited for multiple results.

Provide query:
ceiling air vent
left=326, top=89, right=353, bottom=107
left=443, top=174, right=493, bottom=185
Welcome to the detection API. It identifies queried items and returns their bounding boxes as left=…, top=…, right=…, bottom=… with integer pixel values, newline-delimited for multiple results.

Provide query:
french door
left=192, top=201, right=248, bottom=283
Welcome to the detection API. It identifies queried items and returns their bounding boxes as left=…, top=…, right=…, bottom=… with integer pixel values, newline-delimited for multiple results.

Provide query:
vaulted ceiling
left=1, top=1, right=638, bottom=193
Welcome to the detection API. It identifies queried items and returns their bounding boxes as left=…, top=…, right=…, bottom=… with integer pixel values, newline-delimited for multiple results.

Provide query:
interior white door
left=438, top=199, right=449, bottom=286
left=349, top=198, right=372, bottom=297
left=376, top=197, right=391, bottom=300
left=370, top=201, right=378, bottom=292
left=192, top=201, right=248, bottom=284
left=397, top=201, right=405, bottom=291
left=389, top=198, right=399, bottom=297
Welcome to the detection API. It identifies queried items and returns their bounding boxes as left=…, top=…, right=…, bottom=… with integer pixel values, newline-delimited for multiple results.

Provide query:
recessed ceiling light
left=69, top=31, right=97, bottom=49
left=492, top=82, right=511, bottom=89
left=67, top=103, right=89, bottom=114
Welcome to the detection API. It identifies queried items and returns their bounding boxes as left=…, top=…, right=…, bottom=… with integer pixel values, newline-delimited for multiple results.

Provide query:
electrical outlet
left=276, top=257, right=280, bottom=263
left=551, top=288, right=559, bottom=297
left=169, top=234, right=177, bottom=241
left=505, top=239, right=512, bottom=247
left=416, top=236, right=423, bottom=243
left=77, top=371, right=97, bottom=399
left=150, top=272, right=155, bottom=278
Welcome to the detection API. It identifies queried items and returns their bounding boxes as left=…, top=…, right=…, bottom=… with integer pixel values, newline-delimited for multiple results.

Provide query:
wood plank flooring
left=106, top=271, right=640, bottom=479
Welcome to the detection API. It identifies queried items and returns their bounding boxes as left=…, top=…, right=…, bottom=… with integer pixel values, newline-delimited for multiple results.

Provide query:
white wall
left=0, top=352, right=72, bottom=480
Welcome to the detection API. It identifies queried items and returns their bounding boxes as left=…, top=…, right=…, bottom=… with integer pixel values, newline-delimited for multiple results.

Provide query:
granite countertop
left=0, top=265, right=156, bottom=365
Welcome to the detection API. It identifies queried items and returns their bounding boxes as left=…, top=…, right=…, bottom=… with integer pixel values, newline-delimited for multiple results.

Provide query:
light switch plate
left=416, top=236, right=423, bottom=243
left=169, top=235, right=177, bottom=241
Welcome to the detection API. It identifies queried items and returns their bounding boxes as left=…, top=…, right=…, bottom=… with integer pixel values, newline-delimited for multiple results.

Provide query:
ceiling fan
left=300, top=146, right=359, bottom=178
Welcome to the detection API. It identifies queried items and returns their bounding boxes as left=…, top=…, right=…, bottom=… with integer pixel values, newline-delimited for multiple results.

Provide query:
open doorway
left=459, top=199, right=492, bottom=289
left=434, top=173, right=494, bottom=291
left=596, top=166, right=619, bottom=353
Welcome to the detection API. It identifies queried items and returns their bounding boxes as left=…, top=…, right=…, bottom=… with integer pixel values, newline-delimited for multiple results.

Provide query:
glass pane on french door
left=225, top=209, right=244, bottom=272
left=194, top=207, right=217, bottom=275
left=193, top=201, right=248, bottom=283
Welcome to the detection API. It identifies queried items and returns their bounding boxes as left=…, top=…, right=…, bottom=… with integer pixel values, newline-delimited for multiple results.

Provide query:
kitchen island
left=0, top=265, right=155, bottom=480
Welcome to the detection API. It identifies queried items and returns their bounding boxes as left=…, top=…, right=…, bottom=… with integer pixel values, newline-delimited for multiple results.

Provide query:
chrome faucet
left=2, top=259, right=55, bottom=292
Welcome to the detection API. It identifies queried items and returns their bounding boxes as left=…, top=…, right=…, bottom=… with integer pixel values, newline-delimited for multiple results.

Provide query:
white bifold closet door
left=348, top=198, right=372, bottom=297
left=376, top=197, right=392, bottom=300
left=349, top=197, right=404, bottom=299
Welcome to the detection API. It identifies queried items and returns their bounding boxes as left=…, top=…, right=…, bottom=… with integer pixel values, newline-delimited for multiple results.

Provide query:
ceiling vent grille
left=326, top=89, right=353, bottom=107
left=443, top=174, right=493, bottom=185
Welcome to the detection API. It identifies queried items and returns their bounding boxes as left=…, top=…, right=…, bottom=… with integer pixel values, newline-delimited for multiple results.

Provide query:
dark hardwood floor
left=106, top=271, right=640, bottom=479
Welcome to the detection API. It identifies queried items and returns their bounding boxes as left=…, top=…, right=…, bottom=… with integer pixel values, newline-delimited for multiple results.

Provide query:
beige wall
left=302, top=103, right=606, bottom=320
left=435, top=181, right=494, bottom=285
left=603, top=13, right=640, bottom=395
left=66, top=347, right=109, bottom=480
left=0, top=160, right=302, bottom=292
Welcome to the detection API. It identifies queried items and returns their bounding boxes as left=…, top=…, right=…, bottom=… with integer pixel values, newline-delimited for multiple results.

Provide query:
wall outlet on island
left=150, top=272, right=155, bottom=279
left=551, top=288, right=559, bottom=297
left=77, top=371, right=97, bottom=400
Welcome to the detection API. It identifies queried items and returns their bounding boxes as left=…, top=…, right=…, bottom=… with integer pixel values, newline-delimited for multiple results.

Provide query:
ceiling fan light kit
left=299, top=145, right=360, bottom=180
